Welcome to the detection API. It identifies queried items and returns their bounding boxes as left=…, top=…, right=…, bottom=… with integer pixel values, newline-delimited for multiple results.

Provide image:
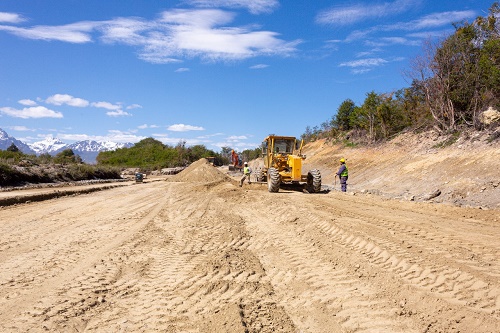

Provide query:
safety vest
left=340, top=164, right=348, bottom=177
left=244, top=166, right=251, bottom=175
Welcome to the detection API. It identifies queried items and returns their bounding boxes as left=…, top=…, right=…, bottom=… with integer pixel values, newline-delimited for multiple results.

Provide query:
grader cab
left=255, top=135, right=321, bottom=193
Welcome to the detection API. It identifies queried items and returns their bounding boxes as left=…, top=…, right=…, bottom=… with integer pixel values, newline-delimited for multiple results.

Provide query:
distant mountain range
left=0, top=128, right=133, bottom=163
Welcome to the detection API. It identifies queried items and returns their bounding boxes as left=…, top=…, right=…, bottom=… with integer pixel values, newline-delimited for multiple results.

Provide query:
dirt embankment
left=300, top=130, right=500, bottom=209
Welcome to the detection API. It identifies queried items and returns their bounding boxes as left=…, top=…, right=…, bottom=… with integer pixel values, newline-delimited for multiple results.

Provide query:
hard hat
left=339, top=158, right=345, bottom=163
left=244, top=162, right=248, bottom=165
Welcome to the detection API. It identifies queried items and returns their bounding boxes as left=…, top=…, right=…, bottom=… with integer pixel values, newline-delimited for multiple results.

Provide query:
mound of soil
left=170, top=158, right=233, bottom=183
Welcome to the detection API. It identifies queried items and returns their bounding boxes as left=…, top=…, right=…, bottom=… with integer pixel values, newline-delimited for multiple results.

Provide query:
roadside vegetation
left=96, top=138, right=225, bottom=170
left=0, top=144, right=122, bottom=187
left=96, top=137, right=263, bottom=170
left=302, top=3, right=500, bottom=144
left=0, top=137, right=259, bottom=186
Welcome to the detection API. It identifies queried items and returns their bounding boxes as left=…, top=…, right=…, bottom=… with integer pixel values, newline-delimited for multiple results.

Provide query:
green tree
left=410, top=2, right=500, bottom=130
left=335, top=99, right=356, bottom=131
left=6, top=143, right=20, bottom=152
left=54, top=149, right=82, bottom=164
left=358, top=91, right=380, bottom=141
left=38, top=153, right=53, bottom=164
left=241, top=147, right=261, bottom=162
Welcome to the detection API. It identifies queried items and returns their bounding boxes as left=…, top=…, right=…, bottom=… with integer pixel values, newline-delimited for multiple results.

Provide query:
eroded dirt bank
left=301, top=131, right=500, bottom=209
left=0, top=159, right=498, bottom=332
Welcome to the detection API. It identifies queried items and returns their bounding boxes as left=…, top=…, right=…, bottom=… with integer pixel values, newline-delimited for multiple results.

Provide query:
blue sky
left=0, top=0, right=493, bottom=152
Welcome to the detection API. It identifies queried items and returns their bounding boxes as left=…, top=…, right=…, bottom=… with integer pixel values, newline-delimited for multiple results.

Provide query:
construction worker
left=239, top=162, right=252, bottom=187
left=336, top=158, right=348, bottom=192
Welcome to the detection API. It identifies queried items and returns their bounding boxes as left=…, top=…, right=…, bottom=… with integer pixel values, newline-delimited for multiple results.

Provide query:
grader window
left=275, top=140, right=294, bottom=154
left=261, top=141, right=268, bottom=154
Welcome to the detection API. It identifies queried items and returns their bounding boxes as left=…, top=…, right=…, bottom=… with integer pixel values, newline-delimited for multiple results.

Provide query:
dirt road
left=0, top=160, right=499, bottom=332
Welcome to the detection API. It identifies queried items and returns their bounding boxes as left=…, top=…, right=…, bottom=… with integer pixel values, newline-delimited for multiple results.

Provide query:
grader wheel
left=307, top=169, right=322, bottom=193
left=255, top=168, right=266, bottom=182
left=267, top=167, right=281, bottom=192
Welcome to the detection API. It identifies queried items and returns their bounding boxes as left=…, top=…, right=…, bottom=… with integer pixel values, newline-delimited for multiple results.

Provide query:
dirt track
left=0, top=159, right=499, bottom=333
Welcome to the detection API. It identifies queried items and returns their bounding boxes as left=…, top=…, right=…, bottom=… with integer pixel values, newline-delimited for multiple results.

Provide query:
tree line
left=302, top=3, right=500, bottom=144
left=2, top=138, right=262, bottom=172
left=96, top=138, right=264, bottom=170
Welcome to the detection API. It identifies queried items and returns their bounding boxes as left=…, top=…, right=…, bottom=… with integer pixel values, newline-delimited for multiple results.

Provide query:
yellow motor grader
left=255, top=135, right=321, bottom=193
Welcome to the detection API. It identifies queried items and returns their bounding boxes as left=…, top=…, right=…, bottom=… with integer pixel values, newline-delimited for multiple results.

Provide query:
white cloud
left=139, top=124, right=155, bottom=129
left=138, top=124, right=160, bottom=129
left=346, top=10, right=475, bottom=42
left=0, top=9, right=299, bottom=63
left=98, top=17, right=149, bottom=45
left=175, top=67, right=190, bottom=72
left=316, top=0, right=420, bottom=26
left=0, top=12, right=25, bottom=24
left=141, top=9, right=300, bottom=63
left=106, top=110, right=131, bottom=117
left=351, top=68, right=373, bottom=74
left=402, top=11, right=475, bottom=31
left=91, top=101, right=121, bottom=110
left=0, top=106, right=63, bottom=118
left=8, top=125, right=34, bottom=131
left=167, top=124, right=205, bottom=132
left=185, top=0, right=279, bottom=15
left=339, top=58, right=388, bottom=73
left=250, top=64, right=269, bottom=69
left=197, top=132, right=224, bottom=139
left=126, top=104, right=143, bottom=109
left=92, top=102, right=131, bottom=117
left=0, top=21, right=97, bottom=43
left=46, top=94, right=89, bottom=107
left=340, top=58, right=388, bottom=68
left=18, top=99, right=37, bottom=106
left=365, top=36, right=421, bottom=47
left=227, top=135, right=248, bottom=140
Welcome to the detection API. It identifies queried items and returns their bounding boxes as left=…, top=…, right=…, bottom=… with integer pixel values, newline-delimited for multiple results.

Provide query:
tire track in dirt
left=0, top=183, right=170, bottom=332
left=21, top=182, right=295, bottom=332
left=324, top=196, right=500, bottom=280
left=306, top=195, right=500, bottom=317
left=313, top=217, right=499, bottom=315
left=0, top=190, right=160, bottom=296
left=235, top=194, right=419, bottom=333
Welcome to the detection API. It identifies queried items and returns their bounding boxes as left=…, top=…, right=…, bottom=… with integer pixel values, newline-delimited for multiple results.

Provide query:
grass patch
left=343, top=140, right=359, bottom=148
left=433, top=131, right=460, bottom=148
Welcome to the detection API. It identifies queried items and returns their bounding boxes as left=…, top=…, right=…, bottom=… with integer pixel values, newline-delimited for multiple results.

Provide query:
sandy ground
left=0, top=157, right=499, bottom=333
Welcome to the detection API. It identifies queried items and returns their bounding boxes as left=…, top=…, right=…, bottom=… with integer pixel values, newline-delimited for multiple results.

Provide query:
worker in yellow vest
left=239, top=162, right=252, bottom=187
left=336, top=158, right=348, bottom=192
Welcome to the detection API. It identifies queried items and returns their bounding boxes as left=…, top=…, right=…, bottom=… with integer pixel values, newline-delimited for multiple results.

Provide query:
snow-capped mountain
left=66, top=140, right=133, bottom=163
left=0, top=128, right=36, bottom=154
left=0, top=128, right=133, bottom=164
left=30, top=136, right=67, bottom=155
left=67, top=140, right=131, bottom=153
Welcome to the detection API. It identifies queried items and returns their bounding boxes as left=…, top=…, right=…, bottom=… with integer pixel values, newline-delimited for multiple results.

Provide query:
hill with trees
left=302, top=3, right=500, bottom=144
